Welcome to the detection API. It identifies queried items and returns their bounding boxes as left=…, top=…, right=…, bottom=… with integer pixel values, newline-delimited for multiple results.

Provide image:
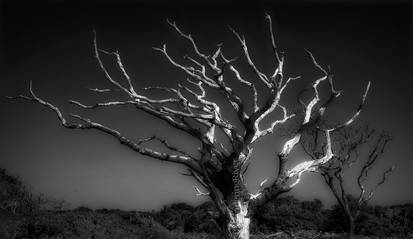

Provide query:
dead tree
left=8, top=15, right=371, bottom=239
left=302, top=125, right=394, bottom=239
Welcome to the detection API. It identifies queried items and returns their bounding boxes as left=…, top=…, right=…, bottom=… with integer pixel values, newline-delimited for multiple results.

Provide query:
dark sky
left=0, top=0, right=412, bottom=210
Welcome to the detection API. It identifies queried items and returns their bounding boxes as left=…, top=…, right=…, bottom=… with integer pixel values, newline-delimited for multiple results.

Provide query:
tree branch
left=7, top=82, right=201, bottom=172
left=230, top=27, right=271, bottom=88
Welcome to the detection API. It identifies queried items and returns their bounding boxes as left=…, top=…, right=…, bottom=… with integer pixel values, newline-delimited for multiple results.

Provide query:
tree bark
left=217, top=202, right=250, bottom=239
left=348, top=217, right=355, bottom=239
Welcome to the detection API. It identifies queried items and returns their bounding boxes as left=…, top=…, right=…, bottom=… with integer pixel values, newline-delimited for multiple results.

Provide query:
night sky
left=0, top=0, right=412, bottom=211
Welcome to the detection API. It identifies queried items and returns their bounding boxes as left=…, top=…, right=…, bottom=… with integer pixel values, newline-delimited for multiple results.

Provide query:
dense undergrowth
left=1, top=168, right=411, bottom=238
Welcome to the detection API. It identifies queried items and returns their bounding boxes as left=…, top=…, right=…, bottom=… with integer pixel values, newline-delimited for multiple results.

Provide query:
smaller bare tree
left=302, top=124, right=394, bottom=239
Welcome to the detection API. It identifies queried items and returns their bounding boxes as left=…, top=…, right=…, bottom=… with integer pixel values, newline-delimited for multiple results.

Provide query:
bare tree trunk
left=348, top=217, right=355, bottom=239
left=216, top=203, right=250, bottom=239
left=345, top=211, right=355, bottom=239
left=205, top=163, right=252, bottom=239
left=230, top=202, right=250, bottom=239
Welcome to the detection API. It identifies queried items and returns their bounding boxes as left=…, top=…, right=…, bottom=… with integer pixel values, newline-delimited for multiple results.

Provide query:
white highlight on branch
left=194, top=186, right=209, bottom=197
left=249, top=177, right=269, bottom=200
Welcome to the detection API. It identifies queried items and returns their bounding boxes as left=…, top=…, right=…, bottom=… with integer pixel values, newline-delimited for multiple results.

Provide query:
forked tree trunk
left=210, top=159, right=291, bottom=239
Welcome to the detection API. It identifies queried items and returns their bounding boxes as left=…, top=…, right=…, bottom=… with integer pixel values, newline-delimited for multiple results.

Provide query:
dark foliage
left=0, top=168, right=38, bottom=216
left=322, top=195, right=367, bottom=233
left=1, top=167, right=412, bottom=238
left=251, top=196, right=326, bottom=233
left=322, top=195, right=413, bottom=237
left=0, top=168, right=172, bottom=239
left=153, top=195, right=413, bottom=238
left=154, top=202, right=219, bottom=234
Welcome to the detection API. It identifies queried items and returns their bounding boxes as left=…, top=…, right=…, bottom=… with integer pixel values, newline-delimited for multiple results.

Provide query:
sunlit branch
left=326, top=81, right=371, bottom=131
left=230, top=27, right=271, bottom=88
left=141, top=135, right=193, bottom=158
left=249, top=177, right=269, bottom=200
left=8, top=82, right=200, bottom=171
left=264, top=14, right=286, bottom=87
left=265, top=14, right=281, bottom=65
left=179, top=79, right=241, bottom=145
left=93, top=35, right=242, bottom=147
left=88, top=87, right=113, bottom=93
left=287, top=78, right=370, bottom=189
left=252, top=104, right=296, bottom=142
left=68, top=100, right=136, bottom=109
left=69, top=89, right=214, bottom=138
left=286, top=129, right=333, bottom=188
left=304, top=49, right=328, bottom=76
left=153, top=44, right=217, bottom=87
left=167, top=19, right=220, bottom=73
left=93, top=30, right=133, bottom=97
left=98, top=49, right=137, bottom=95
left=279, top=74, right=328, bottom=156
left=157, top=20, right=253, bottom=139
left=228, top=65, right=259, bottom=112
left=194, top=186, right=210, bottom=197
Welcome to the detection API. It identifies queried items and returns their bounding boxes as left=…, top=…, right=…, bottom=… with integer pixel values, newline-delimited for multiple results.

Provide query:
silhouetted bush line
left=1, top=168, right=412, bottom=238
left=152, top=196, right=412, bottom=238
